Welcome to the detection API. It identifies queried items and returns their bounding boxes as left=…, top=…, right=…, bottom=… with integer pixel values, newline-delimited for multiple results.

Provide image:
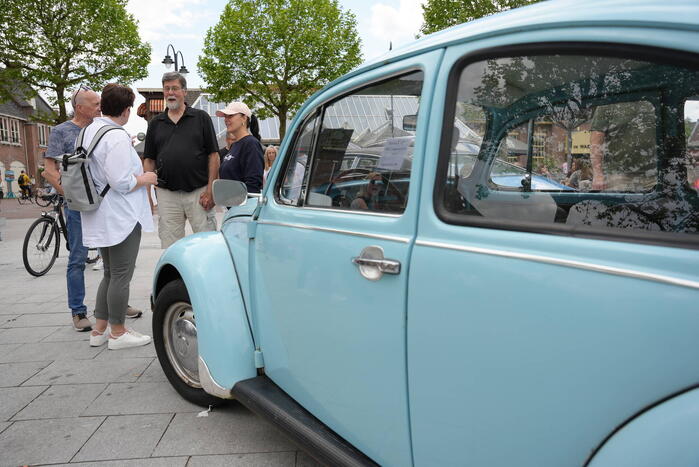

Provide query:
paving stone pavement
left=0, top=216, right=320, bottom=467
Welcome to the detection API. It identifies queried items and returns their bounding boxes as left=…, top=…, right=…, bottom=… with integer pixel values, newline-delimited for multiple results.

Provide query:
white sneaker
left=92, top=258, right=103, bottom=271
left=108, top=329, right=152, bottom=350
left=90, top=328, right=109, bottom=347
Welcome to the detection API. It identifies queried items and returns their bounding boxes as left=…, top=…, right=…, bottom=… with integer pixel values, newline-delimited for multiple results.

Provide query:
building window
left=11, top=119, right=21, bottom=144
left=0, top=117, right=22, bottom=145
left=0, top=117, right=8, bottom=142
left=38, top=124, right=49, bottom=147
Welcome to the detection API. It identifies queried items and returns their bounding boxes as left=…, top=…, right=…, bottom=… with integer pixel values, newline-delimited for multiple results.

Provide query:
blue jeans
left=64, top=207, right=88, bottom=315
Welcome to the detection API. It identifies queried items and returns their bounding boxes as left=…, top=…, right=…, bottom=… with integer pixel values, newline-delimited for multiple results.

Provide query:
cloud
left=369, top=0, right=424, bottom=45
left=126, top=0, right=216, bottom=42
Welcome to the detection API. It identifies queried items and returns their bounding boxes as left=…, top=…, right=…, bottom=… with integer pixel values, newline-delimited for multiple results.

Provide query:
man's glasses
left=163, top=86, right=182, bottom=92
left=70, top=85, right=92, bottom=108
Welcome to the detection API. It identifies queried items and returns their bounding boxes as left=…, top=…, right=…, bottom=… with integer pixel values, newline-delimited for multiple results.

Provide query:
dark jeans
left=64, top=207, right=88, bottom=315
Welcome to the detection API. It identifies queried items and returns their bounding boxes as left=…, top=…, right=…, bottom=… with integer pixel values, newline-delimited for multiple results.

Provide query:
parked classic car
left=151, top=1, right=699, bottom=465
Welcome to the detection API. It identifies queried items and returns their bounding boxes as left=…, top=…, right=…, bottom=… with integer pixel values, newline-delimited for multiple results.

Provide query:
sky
left=122, top=0, right=426, bottom=135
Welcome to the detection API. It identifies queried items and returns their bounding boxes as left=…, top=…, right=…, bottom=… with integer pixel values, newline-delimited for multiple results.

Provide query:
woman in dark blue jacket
left=216, top=102, right=264, bottom=193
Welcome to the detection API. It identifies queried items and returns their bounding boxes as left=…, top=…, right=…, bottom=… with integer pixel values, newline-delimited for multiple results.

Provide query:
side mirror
left=402, top=114, right=417, bottom=131
left=213, top=179, right=248, bottom=207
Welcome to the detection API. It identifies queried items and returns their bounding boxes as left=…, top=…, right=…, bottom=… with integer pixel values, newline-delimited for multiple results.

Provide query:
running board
left=231, top=376, right=379, bottom=467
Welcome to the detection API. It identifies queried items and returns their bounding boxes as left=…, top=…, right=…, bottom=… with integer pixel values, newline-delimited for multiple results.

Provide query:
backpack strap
left=75, top=124, right=127, bottom=198
left=83, top=124, right=125, bottom=157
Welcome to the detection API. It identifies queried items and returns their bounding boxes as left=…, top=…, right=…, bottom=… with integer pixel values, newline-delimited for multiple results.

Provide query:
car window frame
left=274, top=67, right=426, bottom=216
left=434, top=42, right=699, bottom=250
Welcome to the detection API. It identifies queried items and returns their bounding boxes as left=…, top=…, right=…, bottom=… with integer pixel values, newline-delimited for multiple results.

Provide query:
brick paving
left=0, top=211, right=319, bottom=467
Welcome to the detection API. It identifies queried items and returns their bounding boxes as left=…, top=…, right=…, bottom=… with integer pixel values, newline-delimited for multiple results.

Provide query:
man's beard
left=166, top=99, right=181, bottom=111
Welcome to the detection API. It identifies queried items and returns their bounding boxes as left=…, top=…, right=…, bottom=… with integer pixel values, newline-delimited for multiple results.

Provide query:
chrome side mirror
left=213, top=179, right=248, bottom=207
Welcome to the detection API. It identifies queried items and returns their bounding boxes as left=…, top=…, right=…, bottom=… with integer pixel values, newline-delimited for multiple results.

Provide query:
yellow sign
left=572, top=131, right=591, bottom=154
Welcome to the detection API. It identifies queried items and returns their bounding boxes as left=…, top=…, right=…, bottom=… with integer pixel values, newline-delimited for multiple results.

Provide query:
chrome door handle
left=352, top=246, right=401, bottom=281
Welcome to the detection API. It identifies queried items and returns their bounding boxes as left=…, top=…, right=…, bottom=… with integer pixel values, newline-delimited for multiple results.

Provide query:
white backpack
left=61, top=124, right=124, bottom=211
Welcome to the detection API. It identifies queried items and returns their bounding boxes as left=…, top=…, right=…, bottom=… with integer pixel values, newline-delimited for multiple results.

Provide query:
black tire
left=153, top=279, right=227, bottom=407
left=23, top=217, right=60, bottom=277
left=17, top=193, right=28, bottom=205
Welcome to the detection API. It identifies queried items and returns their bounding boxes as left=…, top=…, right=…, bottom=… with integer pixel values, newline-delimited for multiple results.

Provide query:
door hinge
left=247, top=221, right=257, bottom=239
left=254, top=349, right=265, bottom=368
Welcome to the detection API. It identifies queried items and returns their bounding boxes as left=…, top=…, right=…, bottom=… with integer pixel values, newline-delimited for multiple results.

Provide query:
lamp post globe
left=161, top=54, right=174, bottom=69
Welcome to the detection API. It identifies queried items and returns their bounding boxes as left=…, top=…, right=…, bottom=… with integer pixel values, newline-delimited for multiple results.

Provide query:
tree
left=199, top=0, right=362, bottom=140
left=0, top=0, right=151, bottom=123
left=420, top=0, right=543, bottom=35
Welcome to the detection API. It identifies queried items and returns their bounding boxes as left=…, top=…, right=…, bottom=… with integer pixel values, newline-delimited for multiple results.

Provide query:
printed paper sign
left=377, top=137, right=411, bottom=170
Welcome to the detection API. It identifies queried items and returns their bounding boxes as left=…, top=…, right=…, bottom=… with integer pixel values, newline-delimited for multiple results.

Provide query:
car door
left=251, top=52, right=441, bottom=466
left=408, top=41, right=699, bottom=466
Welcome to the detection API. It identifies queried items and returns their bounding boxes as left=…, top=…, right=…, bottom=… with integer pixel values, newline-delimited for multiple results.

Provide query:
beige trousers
left=156, top=186, right=217, bottom=249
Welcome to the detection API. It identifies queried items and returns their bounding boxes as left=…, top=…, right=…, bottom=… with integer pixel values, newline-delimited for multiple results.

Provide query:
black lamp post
left=162, top=44, right=189, bottom=75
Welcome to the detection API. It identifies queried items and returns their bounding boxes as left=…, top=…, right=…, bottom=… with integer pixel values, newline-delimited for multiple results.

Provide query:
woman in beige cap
left=216, top=102, right=264, bottom=193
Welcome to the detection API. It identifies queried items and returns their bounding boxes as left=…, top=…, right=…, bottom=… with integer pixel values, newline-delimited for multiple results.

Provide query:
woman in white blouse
left=81, top=83, right=157, bottom=350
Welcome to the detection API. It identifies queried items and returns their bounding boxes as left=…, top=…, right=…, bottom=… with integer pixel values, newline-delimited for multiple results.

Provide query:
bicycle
left=22, top=194, right=99, bottom=276
left=16, top=190, right=35, bottom=205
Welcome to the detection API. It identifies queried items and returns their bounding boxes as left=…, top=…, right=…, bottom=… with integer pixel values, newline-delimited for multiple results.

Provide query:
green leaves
left=420, top=0, right=543, bottom=35
left=0, top=0, right=151, bottom=122
left=199, top=0, right=362, bottom=140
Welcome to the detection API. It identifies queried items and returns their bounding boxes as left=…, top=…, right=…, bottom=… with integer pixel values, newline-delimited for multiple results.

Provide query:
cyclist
left=18, top=170, right=31, bottom=199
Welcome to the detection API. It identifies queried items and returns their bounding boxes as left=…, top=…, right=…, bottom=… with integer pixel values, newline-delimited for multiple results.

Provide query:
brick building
left=0, top=89, right=54, bottom=196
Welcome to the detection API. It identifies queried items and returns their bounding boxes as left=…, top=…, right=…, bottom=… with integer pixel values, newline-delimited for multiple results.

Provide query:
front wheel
left=23, top=217, right=60, bottom=276
left=153, top=279, right=227, bottom=407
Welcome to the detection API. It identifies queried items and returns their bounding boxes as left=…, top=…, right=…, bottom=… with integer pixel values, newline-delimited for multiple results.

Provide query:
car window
left=441, top=53, right=699, bottom=238
left=278, top=114, right=319, bottom=205
left=304, top=71, right=424, bottom=214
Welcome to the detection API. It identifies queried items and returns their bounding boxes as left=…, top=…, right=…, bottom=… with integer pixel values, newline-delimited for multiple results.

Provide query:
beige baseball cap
left=216, top=102, right=252, bottom=118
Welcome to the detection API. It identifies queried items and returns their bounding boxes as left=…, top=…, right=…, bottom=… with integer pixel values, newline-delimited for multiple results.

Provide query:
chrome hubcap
left=163, top=302, right=200, bottom=388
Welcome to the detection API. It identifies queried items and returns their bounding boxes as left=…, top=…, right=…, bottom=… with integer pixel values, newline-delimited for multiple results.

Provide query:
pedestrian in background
left=143, top=72, right=219, bottom=249
left=81, top=84, right=157, bottom=350
left=216, top=102, right=264, bottom=193
left=263, top=145, right=278, bottom=184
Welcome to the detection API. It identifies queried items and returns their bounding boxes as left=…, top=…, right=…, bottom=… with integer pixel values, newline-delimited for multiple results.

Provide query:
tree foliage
left=199, top=0, right=362, bottom=140
left=0, top=0, right=151, bottom=123
left=420, top=0, right=543, bottom=35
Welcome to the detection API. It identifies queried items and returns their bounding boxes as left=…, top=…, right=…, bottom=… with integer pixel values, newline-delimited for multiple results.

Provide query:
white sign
left=377, top=137, right=411, bottom=170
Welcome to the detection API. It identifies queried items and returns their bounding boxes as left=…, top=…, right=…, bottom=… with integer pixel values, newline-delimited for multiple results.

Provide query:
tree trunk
left=56, top=88, right=67, bottom=124
left=278, top=104, right=288, bottom=142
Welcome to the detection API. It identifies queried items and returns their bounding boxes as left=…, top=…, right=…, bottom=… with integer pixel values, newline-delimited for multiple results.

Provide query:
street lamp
left=162, top=44, right=189, bottom=76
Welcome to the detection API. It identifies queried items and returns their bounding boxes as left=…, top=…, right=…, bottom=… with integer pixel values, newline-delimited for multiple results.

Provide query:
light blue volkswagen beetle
left=151, top=1, right=699, bottom=465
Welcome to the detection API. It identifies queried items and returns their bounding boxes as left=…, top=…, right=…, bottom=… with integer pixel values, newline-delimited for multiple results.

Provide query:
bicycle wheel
left=17, top=192, right=29, bottom=205
left=23, top=217, right=60, bottom=277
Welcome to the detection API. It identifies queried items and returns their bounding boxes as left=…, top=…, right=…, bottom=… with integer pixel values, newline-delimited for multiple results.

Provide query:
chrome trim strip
left=416, top=240, right=699, bottom=290
left=198, top=357, right=234, bottom=399
left=301, top=206, right=402, bottom=218
left=258, top=220, right=411, bottom=244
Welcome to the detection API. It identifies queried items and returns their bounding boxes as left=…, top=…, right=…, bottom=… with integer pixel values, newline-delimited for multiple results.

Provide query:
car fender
left=153, top=231, right=256, bottom=398
left=588, top=387, right=699, bottom=467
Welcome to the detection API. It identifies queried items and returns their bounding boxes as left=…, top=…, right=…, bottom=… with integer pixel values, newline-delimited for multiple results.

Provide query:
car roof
left=368, top=0, right=698, bottom=65
left=289, top=0, right=699, bottom=141
left=316, top=0, right=699, bottom=101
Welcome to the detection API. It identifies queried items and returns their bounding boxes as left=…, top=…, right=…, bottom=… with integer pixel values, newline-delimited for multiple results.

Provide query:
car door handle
left=352, top=246, right=401, bottom=280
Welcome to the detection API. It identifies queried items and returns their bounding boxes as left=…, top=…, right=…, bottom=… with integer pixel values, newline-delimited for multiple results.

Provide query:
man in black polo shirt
left=144, top=72, right=220, bottom=248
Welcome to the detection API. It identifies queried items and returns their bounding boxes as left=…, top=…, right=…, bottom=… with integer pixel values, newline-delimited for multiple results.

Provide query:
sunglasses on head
left=71, top=85, right=92, bottom=108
